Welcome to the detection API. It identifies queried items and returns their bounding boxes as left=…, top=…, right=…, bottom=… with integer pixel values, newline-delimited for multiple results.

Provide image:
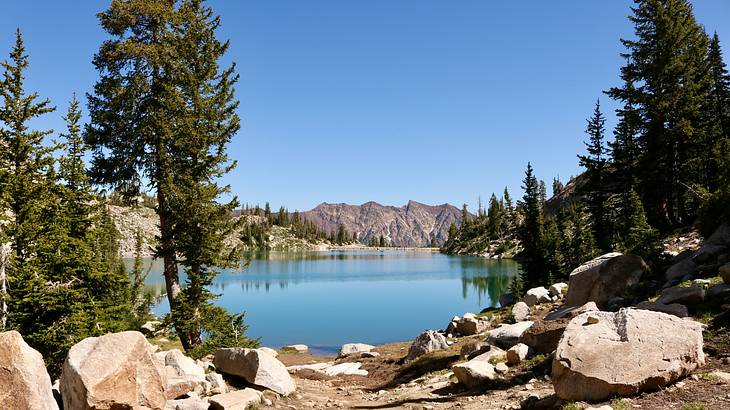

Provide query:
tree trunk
left=0, top=242, right=10, bottom=330
left=157, top=189, right=187, bottom=349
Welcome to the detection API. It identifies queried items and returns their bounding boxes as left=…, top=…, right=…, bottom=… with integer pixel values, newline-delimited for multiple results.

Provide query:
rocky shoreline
left=3, top=225, right=730, bottom=410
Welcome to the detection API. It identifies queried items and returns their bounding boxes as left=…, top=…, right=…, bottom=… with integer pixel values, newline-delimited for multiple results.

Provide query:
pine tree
left=578, top=99, right=610, bottom=250
left=486, top=193, right=503, bottom=240
left=617, top=188, right=657, bottom=257
left=163, top=0, right=255, bottom=353
left=607, top=0, right=711, bottom=227
left=85, top=0, right=183, bottom=340
left=517, top=162, right=545, bottom=287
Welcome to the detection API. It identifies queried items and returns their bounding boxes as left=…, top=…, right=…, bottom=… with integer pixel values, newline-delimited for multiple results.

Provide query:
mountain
left=302, top=200, right=464, bottom=247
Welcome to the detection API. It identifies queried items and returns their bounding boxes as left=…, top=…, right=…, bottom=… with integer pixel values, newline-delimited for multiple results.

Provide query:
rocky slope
left=303, top=200, right=463, bottom=247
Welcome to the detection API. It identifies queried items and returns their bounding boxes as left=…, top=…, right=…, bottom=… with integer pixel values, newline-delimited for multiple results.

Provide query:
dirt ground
left=252, top=310, right=730, bottom=410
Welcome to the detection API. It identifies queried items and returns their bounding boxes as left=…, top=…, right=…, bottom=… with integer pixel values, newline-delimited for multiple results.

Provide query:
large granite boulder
left=693, top=224, right=730, bottom=264
left=487, top=321, right=534, bottom=349
left=549, top=282, right=568, bottom=297
left=214, top=348, right=295, bottom=396
left=544, top=301, right=599, bottom=321
left=405, top=330, right=449, bottom=362
left=552, top=309, right=705, bottom=401
left=565, top=253, right=648, bottom=308
left=0, top=331, right=59, bottom=410
left=60, top=331, right=167, bottom=410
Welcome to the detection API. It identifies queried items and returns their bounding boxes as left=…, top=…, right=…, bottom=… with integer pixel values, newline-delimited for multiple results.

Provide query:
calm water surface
left=131, top=250, right=519, bottom=354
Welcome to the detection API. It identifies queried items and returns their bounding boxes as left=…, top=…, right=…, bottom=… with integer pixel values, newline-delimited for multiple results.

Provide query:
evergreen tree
left=164, top=0, right=256, bottom=353
left=517, top=162, right=545, bottom=287
left=578, top=99, right=610, bottom=250
left=616, top=188, right=657, bottom=258
left=486, top=193, right=503, bottom=240
left=607, top=0, right=711, bottom=227
left=85, top=0, right=183, bottom=340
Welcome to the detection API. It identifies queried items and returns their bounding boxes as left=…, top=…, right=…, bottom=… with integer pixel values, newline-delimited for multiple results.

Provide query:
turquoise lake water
left=132, top=250, right=519, bottom=354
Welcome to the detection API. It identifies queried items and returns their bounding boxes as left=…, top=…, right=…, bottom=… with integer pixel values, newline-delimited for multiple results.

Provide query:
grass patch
left=680, top=402, right=706, bottom=410
left=696, top=372, right=719, bottom=382
left=610, top=398, right=633, bottom=410
left=523, top=354, right=547, bottom=368
left=488, top=354, right=507, bottom=365
left=148, top=335, right=184, bottom=351
left=561, top=403, right=582, bottom=410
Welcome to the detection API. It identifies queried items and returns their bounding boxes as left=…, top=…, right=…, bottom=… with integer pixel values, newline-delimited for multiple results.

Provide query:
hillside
left=303, top=200, right=463, bottom=247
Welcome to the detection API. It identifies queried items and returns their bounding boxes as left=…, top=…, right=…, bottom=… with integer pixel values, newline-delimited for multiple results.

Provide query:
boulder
left=165, top=396, right=209, bottom=410
left=487, top=321, right=534, bottom=349
left=339, top=343, right=375, bottom=357
left=206, top=372, right=227, bottom=395
left=565, top=253, right=647, bottom=309
left=512, top=301, right=530, bottom=322
left=165, top=349, right=206, bottom=382
left=506, top=343, right=530, bottom=365
left=141, top=320, right=163, bottom=337
left=281, top=344, right=308, bottom=353
left=519, top=319, right=569, bottom=354
left=693, top=224, right=730, bottom=264
left=258, top=347, right=279, bottom=357
left=552, top=309, right=705, bottom=401
left=322, top=362, right=368, bottom=376
left=494, top=362, right=509, bottom=374
left=469, top=345, right=506, bottom=363
left=544, top=301, right=599, bottom=321
left=452, top=360, right=496, bottom=388
left=657, top=286, right=705, bottom=305
left=405, top=330, right=448, bottom=362
left=0, top=331, right=59, bottom=410
left=456, top=316, right=490, bottom=336
left=665, top=258, right=697, bottom=282
left=523, top=287, right=550, bottom=306
left=634, top=301, right=688, bottom=318
left=708, top=284, right=730, bottom=299
left=213, top=348, right=296, bottom=396
left=208, top=388, right=262, bottom=410
left=549, top=283, right=568, bottom=297
left=499, top=292, right=516, bottom=307
left=720, top=263, right=730, bottom=285
left=60, top=331, right=166, bottom=410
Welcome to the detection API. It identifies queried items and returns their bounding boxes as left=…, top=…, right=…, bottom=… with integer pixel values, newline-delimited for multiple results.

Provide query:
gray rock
left=523, top=287, right=550, bottom=306
left=406, top=330, right=449, bottom=362
left=209, top=388, right=262, bottom=410
left=339, top=343, right=375, bottom=358
left=657, top=286, right=705, bottom=305
left=499, top=292, right=516, bottom=307
left=487, top=321, right=534, bottom=349
left=165, top=349, right=206, bottom=382
left=469, top=345, right=506, bottom=363
left=214, top=348, right=296, bottom=396
left=452, top=360, right=496, bottom=388
left=0, top=331, right=59, bottom=410
left=258, top=347, right=279, bottom=357
left=708, top=284, right=730, bottom=299
left=494, top=362, right=509, bottom=374
left=634, top=301, right=688, bottom=318
left=322, top=362, right=368, bottom=376
left=512, top=301, right=530, bottom=322
left=549, top=283, right=568, bottom=297
left=281, top=344, right=308, bottom=353
left=456, top=316, right=490, bottom=336
left=141, top=320, right=163, bottom=337
left=165, top=396, right=209, bottom=410
left=544, top=301, right=599, bottom=321
left=565, top=253, right=648, bottom=309
left=553, top=309, right=705, bottom=401
left=206, top=372, right=227, bottom=395
left=506, top=343, right=530, bottom=365
left=666, top=258, right=697, bottom=281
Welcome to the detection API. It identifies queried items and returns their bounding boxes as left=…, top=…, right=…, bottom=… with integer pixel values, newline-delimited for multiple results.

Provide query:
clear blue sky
left=2, top=1, right=729, bottom=211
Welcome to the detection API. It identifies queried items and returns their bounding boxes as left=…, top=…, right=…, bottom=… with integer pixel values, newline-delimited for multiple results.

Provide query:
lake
left=131, top=250, right=519, bottom=354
